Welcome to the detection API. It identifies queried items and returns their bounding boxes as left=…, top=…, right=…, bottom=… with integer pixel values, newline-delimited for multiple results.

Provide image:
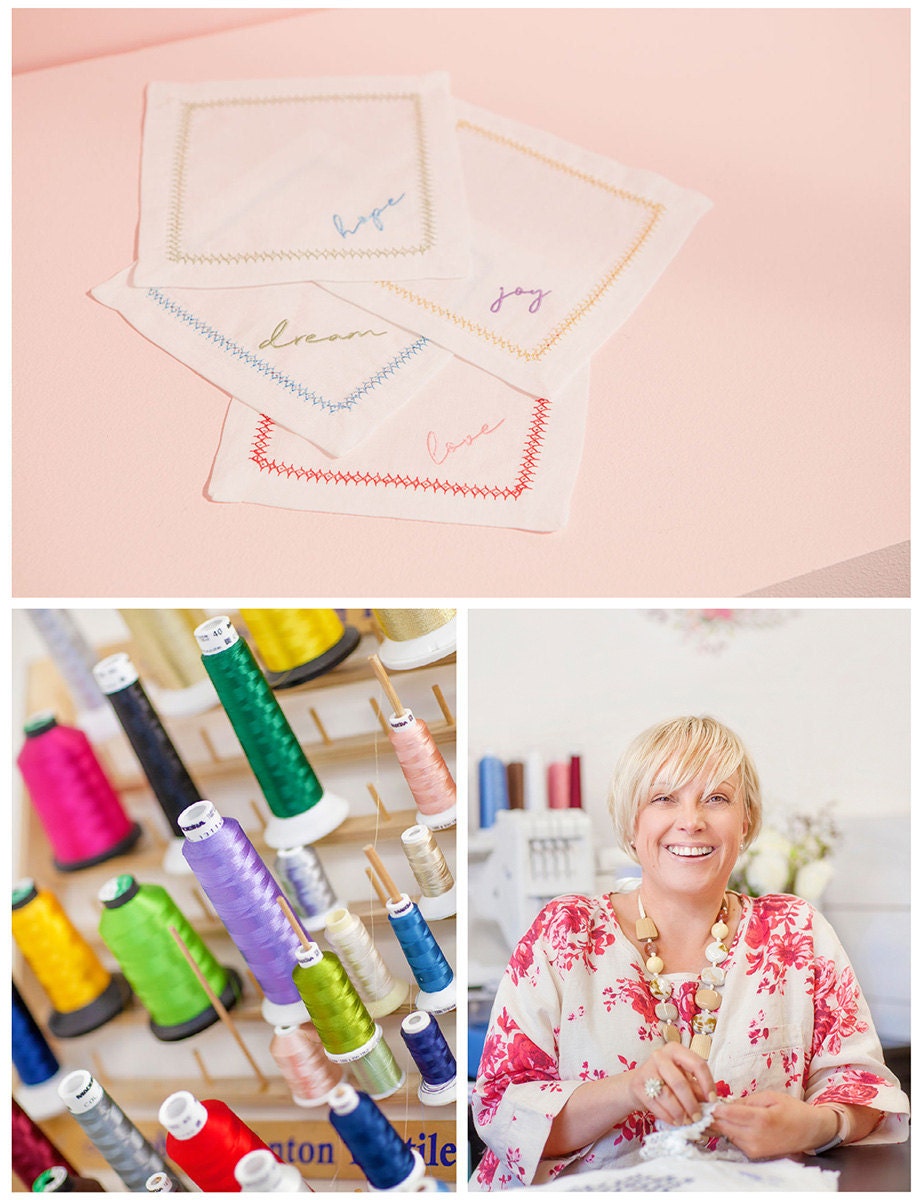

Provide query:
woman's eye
left=707, top=794, right=730, bottom=804
left=651, top=795, right=673, bottom=804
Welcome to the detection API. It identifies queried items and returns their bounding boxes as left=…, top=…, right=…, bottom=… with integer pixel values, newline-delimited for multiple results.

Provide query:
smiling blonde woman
left=471, top=717, right=909, bottom=1189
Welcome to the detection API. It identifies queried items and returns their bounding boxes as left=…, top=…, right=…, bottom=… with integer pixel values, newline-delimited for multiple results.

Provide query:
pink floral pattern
left=471, top=893, right=906, bottom=1190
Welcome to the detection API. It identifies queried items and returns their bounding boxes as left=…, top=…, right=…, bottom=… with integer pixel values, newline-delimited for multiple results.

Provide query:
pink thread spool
left=270, top=1024, right=343, bottom=1107
left=387, top=711, right=456, bottom=830
left=17, top=714, right=141, bottom=871
left=546, top=761, right=570, bottom=809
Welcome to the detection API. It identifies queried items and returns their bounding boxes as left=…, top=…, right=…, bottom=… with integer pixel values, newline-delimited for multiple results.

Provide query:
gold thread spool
left=372, top=609, right=455, bottom=643
left=400, top=826, right=454, bottom=898
left=240, top=609, right=344, bottom=674
left=119, top=610, right=208, bottom=690
left=12, top=882, right=110, bottom=1012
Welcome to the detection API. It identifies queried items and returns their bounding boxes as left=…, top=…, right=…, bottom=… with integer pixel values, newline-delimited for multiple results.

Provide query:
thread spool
left=31, top=1167, right=105, bottom=1192
left=569, top=755, right=583, bottom=808
left=195, top=617, right=348, bottom=848
left=524, top=751, right=546, bottom=811
left=12, top=1097, right=75, bottom=1188
left=58, top=1070, right=181, bottom=1191
left=323, top=907, right=410, bottom=1018
left=159, top=1090, right=276, bottom=1192
left=400, top=826, right=456, bottom=920
left=386, top=710, right=457, bottom=831
left=328, top=1084, right=425, bottom=1191
left=97, top=873, right=242, bottom=1040
left=291, top=943, right=404, bottom=1099
left=146, top=1173, right=180, bottom=1192
left=179, top=802, right=308, bottom=1025
left=400, top=1011, right=457, bottom=1107
left=270, top=1023, right=343, bottom=1107
left=17, top=714, right=142, bottom=872
left=27, top=610, right=119, bottom=741
left=93, top=653, right=204, bottom=873
left=239, top=608, right=360, bottom=689
left=13, top=981, right=67, bottom=1119
left=12, top=880, right=130, bottom=1037
left=478, top=755, right=508, bottom=829
left=235, top=1149, right=310, bottom=1192
left=372, top=609, right=456, bottom=671
left=547, top=761, right=570, bottom=809
left=119, top=608, right=217, bottom=717
left=274, top=845, right=339, bottom=932
left=415, top=1181, right=452, bottom=1192
left=385, top=895, right=456, bottom=1014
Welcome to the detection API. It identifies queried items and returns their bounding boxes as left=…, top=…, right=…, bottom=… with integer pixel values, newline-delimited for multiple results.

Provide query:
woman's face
left=633, top=764, right=748, bottom=901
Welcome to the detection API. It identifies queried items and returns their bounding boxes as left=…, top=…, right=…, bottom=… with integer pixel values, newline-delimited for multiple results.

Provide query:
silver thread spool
left=274, top=845, right=339, bottom=932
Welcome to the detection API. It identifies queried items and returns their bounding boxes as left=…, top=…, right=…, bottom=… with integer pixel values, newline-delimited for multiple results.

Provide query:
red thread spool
left=12, top=1096, right=75, bottom=1186
left=17, top=714, right=141, bottom=871
left=159, top=1091, right=278, bottom=1192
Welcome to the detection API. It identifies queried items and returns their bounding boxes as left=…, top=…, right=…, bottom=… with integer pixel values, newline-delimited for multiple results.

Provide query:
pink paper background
left=12, top=9, right=908, bottom=597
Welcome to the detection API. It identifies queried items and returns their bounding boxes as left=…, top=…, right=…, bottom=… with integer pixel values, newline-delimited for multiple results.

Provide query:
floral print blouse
left=471, top=892, right=909, bottom=1189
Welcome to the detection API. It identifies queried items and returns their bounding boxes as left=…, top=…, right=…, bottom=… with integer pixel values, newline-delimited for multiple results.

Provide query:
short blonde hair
left=608, top=716, right=762, bottom=861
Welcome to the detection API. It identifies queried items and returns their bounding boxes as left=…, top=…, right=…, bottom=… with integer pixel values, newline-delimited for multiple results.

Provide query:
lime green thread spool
left=292, top=944, right=404, bottom=1099
left=195, top=617, right=349, bottom=849
left=97, top=875, right=242, bottom=1041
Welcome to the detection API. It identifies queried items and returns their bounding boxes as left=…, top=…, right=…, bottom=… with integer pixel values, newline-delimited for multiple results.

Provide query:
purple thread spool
left=178, top=801, right=308, bottom=1025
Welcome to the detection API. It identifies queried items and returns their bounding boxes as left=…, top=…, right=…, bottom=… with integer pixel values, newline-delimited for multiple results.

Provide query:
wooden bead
left=711, top=920, right=729, bottom=940
left=636, top=916, right=659, bottom=941
left=655, top=1002, right=678, bottom=1022
left=695, top=987, right=721, bottom=1011
left=662, top=1023, right=682, bottom=1044
left=646, top=955, right=664, bottom=975
left=690, top=1033, right=712, bottom=1060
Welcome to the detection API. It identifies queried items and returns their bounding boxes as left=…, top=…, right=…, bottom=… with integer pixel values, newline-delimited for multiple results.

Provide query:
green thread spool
left=292, top=944, right=404, bottom=1100
left=195, top=617, right=349, bottom=849
left=97, top=874, right=242, bottom=1041
left=292, top=944, right=375, bottom=1054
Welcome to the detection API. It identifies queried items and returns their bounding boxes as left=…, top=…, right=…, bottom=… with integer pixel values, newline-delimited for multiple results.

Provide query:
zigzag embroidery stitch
left=248, top=399, right=551, bottom=501
left=146, top=289, right=428, bottom=413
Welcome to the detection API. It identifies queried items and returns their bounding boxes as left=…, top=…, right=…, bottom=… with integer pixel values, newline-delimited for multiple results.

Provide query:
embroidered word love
left=426, top=419, right=506, bottom=465
left=333, top=193, right=406, bottom=239
left=489, top=286, right=552, bottom=315
left=258, top=320, right=387, bottom=350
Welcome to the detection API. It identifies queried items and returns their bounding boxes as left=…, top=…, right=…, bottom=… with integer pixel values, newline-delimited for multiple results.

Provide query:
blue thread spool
left=400, top=1011, right=456, bottom=1107
left=478, top=756, right=508, bottom=828
left=12, top=982, right=66, bottom=1120
left=328, top=1084, right=424, bottom=1191
left=385, top=894, right=455, bottom=1014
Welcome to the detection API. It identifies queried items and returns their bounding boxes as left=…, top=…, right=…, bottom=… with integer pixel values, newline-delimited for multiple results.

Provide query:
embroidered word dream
left=259, top=320, right=387, bottom=349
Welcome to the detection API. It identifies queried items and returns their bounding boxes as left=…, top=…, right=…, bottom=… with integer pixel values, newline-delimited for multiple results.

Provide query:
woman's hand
left=710, top=1092, right=838, bottom=1159
left=628, top=1042, right=717, bottom=1127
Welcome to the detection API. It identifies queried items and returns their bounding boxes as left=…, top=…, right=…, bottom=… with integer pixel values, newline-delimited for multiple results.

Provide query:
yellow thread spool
left=12, top=880, right=129, bottom=1037
left=239, top=609, right=360, bottom=688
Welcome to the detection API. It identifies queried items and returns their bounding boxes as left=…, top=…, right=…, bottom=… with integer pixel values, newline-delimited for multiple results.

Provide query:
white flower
left=746, top=851, right=790, bottom=895
left=794, top=859, right=834, bottom=903
left=750, top=826, right=793, bottom=858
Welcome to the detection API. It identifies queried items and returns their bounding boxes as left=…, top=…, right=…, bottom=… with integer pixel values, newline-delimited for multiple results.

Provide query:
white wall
left=468, top=607, right=909, bottom=1042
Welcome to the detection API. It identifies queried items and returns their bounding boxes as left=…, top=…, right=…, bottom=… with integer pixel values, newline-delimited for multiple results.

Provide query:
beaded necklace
left=635, top=892, right=730, bottom=1061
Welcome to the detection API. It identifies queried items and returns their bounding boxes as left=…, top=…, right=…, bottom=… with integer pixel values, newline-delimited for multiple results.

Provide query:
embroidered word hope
left=333, top=193, right=406, bottom=239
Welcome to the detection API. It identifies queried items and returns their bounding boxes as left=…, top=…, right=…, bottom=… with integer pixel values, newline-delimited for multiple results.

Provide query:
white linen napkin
left=323, top=99, right=712, bottom=395
left=91, top=267, right=452, bottom=456
left=206, top=359, right=590, bottom=532
left=134, top=73, right=472, bottom=287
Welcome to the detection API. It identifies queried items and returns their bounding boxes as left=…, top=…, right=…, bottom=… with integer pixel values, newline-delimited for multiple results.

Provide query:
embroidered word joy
left=259, top=320, right=387, bottom=350
left=333, top=193, right=406, bottom=239
left=489, top=286, right=552, bottom=315
left=426, top=419, right=505, bottom=465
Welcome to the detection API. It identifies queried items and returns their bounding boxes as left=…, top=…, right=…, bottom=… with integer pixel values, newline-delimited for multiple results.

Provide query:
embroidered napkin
left=134, top=73, right=472, bottom=287
left=206, top=359, right=590, bottom=532
left=323, top=100, right=712, bottom=395
left=91, top=268, right=451, bottom=456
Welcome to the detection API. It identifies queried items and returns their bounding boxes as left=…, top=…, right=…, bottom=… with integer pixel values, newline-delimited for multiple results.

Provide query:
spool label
left=389, top=710, right=417, bottom=731
left=68, top=1075, right=104, bottom=1113
left=196, top=617, right=238, bottom=655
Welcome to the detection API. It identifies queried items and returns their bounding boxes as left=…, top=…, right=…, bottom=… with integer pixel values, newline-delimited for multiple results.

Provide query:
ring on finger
left=644, top=1076, right=664, bottom=1100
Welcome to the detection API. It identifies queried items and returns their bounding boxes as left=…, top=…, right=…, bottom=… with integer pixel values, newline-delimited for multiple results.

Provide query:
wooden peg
left=431, top=684, right=454, bottom=726
left=309, top=706, right=333, bottom=746
left=168, top=925, right=269, bottom=1089
left=366, top=783, right=390, bottom=820
left=192, top=888, right=215, bottom=923
left=363, top=844, right=401, bottom=903
left=89, top=1051, right=109, bottom=1089
left=192, top=1048, right=213, bottom=1086
left=369, top=697, right=390, bottom=735
left=366, top=867, right=390, bottom=909
left=276, top=895, right=313, bottom=952
left=200, top=726, right=220, bottom=763
left=368, top=655, right=405, bottom=717
left=249, top=800, right=267, bottom=831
